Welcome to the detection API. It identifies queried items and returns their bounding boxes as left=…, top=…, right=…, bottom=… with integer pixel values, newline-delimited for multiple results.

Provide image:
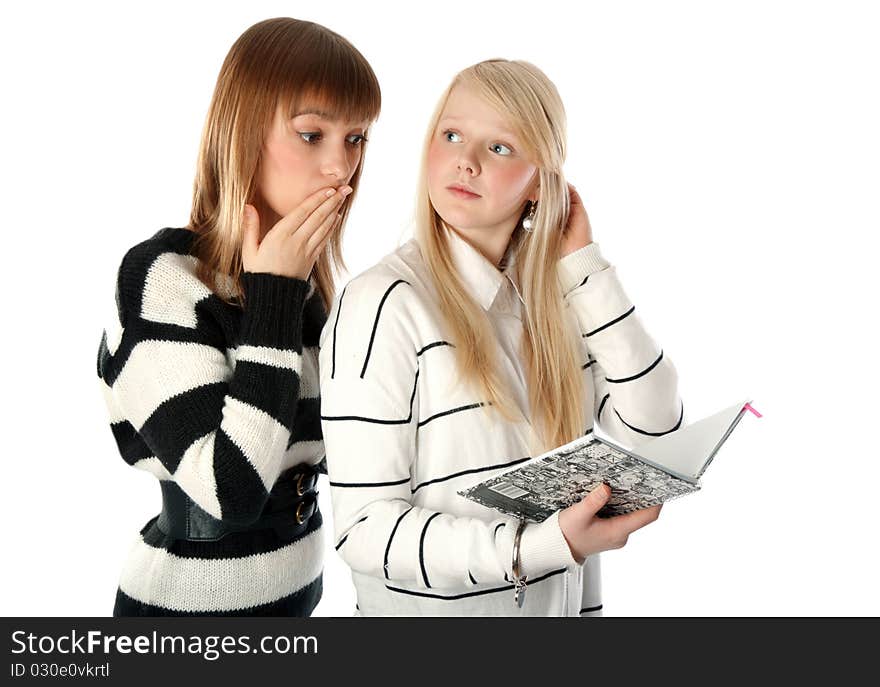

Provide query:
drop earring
left=522, top=201, right=537, bottom=233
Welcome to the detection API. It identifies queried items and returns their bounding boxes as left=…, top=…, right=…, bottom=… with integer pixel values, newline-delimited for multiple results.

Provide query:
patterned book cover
left=459, top=436, right=701, bottom=522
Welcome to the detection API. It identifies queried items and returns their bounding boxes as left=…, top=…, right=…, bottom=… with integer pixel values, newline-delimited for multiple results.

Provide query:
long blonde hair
left=415, top=60, right=585, bottom=451
left=188, top=18, right=381, bottom=310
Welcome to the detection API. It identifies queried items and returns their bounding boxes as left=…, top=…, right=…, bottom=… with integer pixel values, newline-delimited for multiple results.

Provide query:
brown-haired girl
left=97, top=18, right=380, bottom=616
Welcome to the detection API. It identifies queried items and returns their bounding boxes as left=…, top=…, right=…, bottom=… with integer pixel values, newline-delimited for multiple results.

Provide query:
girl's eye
left=346, top=133, right=366, bottom=146
left=444, top=130, right=462, bottom=143
left=490, top=143, right=513, bottom=156
left=299, top=132, right=321, bottom=144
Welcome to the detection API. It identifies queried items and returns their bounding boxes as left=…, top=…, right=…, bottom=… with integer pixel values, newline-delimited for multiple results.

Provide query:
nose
left=321, top=143, right=353, bottom=182
left=457, top=145, right=480, bottom=176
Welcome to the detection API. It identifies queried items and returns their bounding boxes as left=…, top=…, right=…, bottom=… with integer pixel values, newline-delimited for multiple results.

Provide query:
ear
left=527, top=171, right=541, bottom=203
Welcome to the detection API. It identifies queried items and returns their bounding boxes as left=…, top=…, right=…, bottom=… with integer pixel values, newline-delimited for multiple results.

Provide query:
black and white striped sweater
left=97, top=227, right=326, bottom=616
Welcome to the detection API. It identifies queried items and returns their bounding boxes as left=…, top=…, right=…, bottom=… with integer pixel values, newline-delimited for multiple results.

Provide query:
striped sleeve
left=98, top=243, right=310, bottom=525
left=578, top=554, right=603, bottom=618
left=559, top=242, right=683, bottom=449
left=319, top=273, right=576, bottom=590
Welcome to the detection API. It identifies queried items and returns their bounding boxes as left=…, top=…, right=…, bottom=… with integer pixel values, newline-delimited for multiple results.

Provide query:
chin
left=435, top=206, right=477, bottom=230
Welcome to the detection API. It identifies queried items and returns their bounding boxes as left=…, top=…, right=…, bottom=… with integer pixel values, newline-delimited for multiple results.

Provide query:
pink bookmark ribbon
left=743, top=402, right=762, bottom=418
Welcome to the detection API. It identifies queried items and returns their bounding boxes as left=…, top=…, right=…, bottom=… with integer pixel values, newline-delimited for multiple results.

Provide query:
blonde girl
left=320, top=59, right=681, bottom=616
left=97, top=18, right=380, bottom=616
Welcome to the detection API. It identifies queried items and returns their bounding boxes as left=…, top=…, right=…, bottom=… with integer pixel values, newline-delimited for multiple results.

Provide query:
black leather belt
left=156, top=463, right=319, bottom=542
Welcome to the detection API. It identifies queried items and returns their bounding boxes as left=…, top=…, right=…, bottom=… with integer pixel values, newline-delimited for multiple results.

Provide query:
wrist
left=518, top=511, right=580, bottom=578
left=239, top=272, right=309, bottom=349
left=557, top=242, right=610, bottom=295
left=557, top=507, right=586, bottom=564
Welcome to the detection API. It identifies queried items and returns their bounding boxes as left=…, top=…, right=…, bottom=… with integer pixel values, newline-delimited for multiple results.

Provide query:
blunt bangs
left=277, top=25, right=381, bottom=125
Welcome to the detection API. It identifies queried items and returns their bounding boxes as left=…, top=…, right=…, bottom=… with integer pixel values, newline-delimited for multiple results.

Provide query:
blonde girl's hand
left=557, top=483, right=662, bottom=562
left=560, top=183, right=594, bottom=257
left=241, top=185, right=353, bottom=280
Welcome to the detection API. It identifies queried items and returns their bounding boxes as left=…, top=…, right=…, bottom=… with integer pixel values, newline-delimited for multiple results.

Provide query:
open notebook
left=459, top=400, right=759, bottom=521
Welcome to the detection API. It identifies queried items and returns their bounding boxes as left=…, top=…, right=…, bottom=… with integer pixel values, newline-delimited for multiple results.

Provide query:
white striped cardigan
left=97, top=227, right=326, bottom=616
left=320, top=229, right=682, bottom=616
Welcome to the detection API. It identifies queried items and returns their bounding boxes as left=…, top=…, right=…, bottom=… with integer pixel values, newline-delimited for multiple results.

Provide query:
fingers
left=290, top=185, right=352, bottom=240
left=610, top=504, right=662, bottom=535
left=240, top=204, right=260, bottom=268
left=272, top=186, right=344, bottom=238
left=274, top=185, right=351, bottom=240
left=589, top=503, right=660, bottom=552
left=576, top=483, right=611, bottom=519
left=305, top=210, right=342, bottom=260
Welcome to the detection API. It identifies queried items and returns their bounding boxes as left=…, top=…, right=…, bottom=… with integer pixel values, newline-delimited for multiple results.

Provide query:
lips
left=446, top=184, right=481, bottom=199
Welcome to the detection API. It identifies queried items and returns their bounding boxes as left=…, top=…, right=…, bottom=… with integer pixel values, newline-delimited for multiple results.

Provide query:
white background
left=2, top=0, right=878, bottom=616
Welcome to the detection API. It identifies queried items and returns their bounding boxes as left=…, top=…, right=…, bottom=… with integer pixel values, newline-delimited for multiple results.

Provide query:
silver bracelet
left=512, top=519, right=528, bottom=608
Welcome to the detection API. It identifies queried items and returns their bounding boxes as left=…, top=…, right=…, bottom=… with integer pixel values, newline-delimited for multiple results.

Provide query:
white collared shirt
left=319, top=230, right=682, bottom=616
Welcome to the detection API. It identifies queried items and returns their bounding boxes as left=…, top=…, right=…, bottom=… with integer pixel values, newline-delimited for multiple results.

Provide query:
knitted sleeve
left=319, top=271, right=576, bottom=590
left=558, top=242, right=684, bottom=450
left=558, top=242, right=682, bottom=618
left=97, top=241, right=310, bottom=525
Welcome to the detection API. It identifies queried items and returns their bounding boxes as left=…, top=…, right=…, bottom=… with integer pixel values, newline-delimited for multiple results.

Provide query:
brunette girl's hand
left=557, top=483, right=661, bottom=562
left=560, top=183, right=594, bottom=258
left=241, top=185, right=352, bottom=280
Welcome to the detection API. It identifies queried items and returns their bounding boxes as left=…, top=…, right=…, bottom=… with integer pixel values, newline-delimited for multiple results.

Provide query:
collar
left=444, top=226, right=524, bottom=311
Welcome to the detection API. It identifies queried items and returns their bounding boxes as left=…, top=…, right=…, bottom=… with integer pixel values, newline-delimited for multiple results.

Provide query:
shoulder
left=335, top=240, right=436, bottom=323
left=118, top=227, right=197, bottom=279
left=115, top=228, right=222, bottom=329
left=320, top=241, right=441, bottom=370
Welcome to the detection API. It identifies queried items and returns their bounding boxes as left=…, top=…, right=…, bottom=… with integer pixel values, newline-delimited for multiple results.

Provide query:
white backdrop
left=2, top=0, right=878, bottom=616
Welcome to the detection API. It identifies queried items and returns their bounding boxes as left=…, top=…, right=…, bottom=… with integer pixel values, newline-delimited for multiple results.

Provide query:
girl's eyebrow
left=291, top=111, right=370, bottom=131
left=293, top=109, right=335, bottom=120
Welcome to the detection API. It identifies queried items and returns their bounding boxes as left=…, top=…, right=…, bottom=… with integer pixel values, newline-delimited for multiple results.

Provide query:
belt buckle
left=296, top=472, right=317, bottom=496
left=295, top=495, right=316, bottom=525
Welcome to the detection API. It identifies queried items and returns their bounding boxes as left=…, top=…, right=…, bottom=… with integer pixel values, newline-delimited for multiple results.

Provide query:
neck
left=448, top=222, right=516, bottom=269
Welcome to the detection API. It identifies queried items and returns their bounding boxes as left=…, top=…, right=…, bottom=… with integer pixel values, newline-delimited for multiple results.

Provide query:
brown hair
left=188, top=18, right=381, bottom=309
